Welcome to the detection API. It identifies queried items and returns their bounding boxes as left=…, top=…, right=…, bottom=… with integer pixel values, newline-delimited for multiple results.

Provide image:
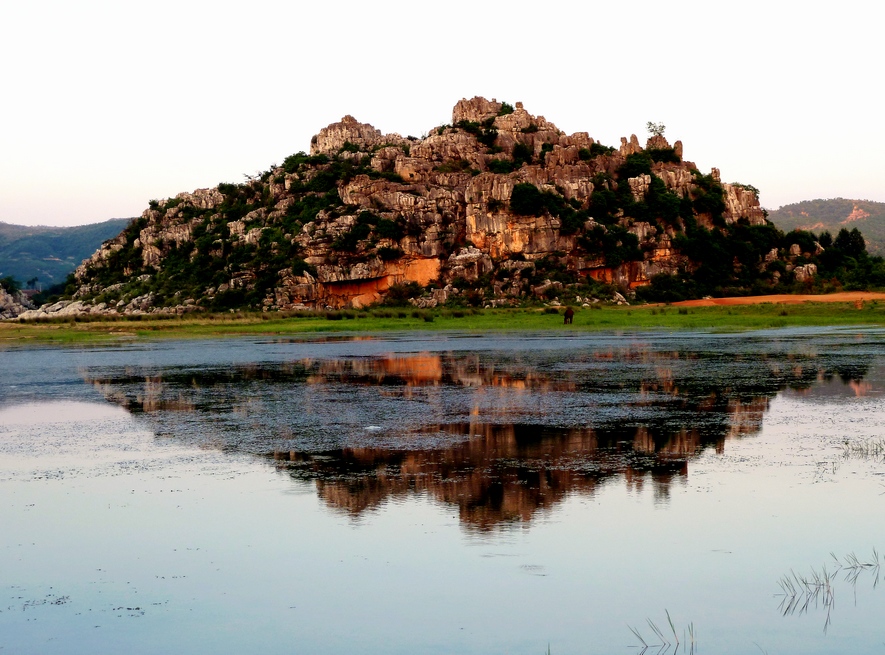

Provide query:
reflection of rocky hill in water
left=83, top=346, right=871, bottom=529
left=271, top=422, right=697, bottom=532
left=780, top=364, right=884, bottom=400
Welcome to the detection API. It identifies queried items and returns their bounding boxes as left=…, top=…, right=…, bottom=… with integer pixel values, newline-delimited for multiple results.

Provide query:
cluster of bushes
left=455, top=119, right=498, bottom=149
left=579, top=225, right=643, bottom=268
left=282, top=151, right=332, bottom=174
left=503, top=151, right=695, bottom=238
left=498, top=102, right=514, bottom=116
left=521, top=254, right=576, bottom=287
left=378, top=246, right=404, bottom=261
left=578, top=143, right=616, bottom=160
left=646, top=147, right=681, bottom=164
left=1, top=276, right=20, bottom=294
left=617, top=152, right=653, bottom=179
left=508, top=183, right=594, bottom=236
left=690, top=171, right=727, bottom=224
left=813, top=227, right=885, bottom=289
left=488, top=141, right=562, bottom=174
left=332, top=211, right=406, bottom=253
left=510, top=184, right=562, bottom=217
left=383, top=282, right=424, bottom=306
left=637, top=221, right=885, bottom=302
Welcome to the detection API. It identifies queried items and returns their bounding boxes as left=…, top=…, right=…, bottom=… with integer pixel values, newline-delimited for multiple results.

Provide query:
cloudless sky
left=1, top=0, right=883, bottom=227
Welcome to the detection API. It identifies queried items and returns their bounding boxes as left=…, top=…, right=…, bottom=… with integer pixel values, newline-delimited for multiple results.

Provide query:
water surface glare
left=2, top=328, right=885, bottom=654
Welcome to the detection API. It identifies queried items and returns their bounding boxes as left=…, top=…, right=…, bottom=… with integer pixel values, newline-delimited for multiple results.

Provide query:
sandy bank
left=675, top=291, right=885, bottom=307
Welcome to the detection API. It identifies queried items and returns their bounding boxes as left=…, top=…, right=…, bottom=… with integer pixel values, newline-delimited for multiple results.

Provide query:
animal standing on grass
left=563, top=307, right=574, bottom=324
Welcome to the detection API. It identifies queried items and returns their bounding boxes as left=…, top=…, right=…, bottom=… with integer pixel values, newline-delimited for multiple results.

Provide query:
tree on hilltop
left=646, top=121, right=666, bottom=138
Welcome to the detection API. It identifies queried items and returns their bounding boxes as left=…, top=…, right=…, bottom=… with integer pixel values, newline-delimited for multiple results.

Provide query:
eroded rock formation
left=17, top=97, right=799, bottom=317
left=0, top=287, right=33, bottom=319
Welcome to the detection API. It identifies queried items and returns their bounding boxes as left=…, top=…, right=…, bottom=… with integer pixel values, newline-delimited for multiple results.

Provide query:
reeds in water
left=777, top=566, right=836, bottom=632
left=776, top=549, right=883, bottom=633
left=842, top=438, right=885, bottom=461
left=628, top=610, right=695, bottom=654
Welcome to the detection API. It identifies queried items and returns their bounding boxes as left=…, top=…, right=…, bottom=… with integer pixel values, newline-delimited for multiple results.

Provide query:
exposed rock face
left=17, top=96, right=791, bottom=318
left=723, top=183, right=766, bottom=224
left=310, top=115, right=407, bottom=156
left=0, top=287, right=34, bottom=319
left=793, top=263, right=818, bottom=282
left=844, top=204, right=871, bottom=224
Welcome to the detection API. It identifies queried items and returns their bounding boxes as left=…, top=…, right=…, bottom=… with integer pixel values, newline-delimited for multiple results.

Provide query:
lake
left=2, top=328, right=884, bottom=654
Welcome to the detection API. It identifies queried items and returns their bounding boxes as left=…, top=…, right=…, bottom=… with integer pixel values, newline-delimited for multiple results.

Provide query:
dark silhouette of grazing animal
left=563, top=307, right=574, bottom=324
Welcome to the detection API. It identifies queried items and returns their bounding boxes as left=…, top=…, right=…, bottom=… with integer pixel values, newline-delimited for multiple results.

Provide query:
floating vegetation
left=776, top=549, right=882, bottom=632
left=627, top=610, right=695, bottom=654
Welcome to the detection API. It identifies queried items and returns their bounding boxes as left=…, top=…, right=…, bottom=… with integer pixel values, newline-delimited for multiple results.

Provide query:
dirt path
left=675, top=291, right=885, bottom=307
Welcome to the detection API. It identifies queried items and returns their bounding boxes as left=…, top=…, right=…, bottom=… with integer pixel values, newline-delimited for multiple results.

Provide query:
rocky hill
left=16, top=97, right=880, bottom=319
left=768, top=199, right=885, bottom=254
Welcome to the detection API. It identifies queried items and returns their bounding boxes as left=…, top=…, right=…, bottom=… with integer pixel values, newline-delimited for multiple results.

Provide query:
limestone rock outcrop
left=310, top=115, right=407, bottom=156
left=12, top=96, right=796, bottom=319
left=0, top=287, right=33, bottom=319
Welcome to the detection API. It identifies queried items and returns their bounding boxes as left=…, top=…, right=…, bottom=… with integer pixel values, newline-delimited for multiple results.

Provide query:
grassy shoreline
left=3, top=301, right=885, bottom=345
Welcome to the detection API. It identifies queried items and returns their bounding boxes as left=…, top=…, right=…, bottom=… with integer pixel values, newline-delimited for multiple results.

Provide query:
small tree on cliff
left=646, top=121, right=666, bottom=138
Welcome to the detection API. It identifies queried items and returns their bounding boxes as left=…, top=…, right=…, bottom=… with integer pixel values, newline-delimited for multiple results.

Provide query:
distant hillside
left=0, top=218, right=132, bottom=287
left=768, top=199, right=885, bottom=253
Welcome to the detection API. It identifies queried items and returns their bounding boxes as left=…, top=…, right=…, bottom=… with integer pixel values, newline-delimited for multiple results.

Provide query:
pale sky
left=2, top=0, right=882, bottom=227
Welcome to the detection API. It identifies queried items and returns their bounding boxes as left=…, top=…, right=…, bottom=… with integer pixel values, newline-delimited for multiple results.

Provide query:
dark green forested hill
left=0, top=218, right=131, bottom=288
left=768, top=199, right=885, bottom=254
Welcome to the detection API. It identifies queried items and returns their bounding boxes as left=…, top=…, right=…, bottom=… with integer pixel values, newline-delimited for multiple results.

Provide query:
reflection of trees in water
left=82, top=347, right=872, bottom=529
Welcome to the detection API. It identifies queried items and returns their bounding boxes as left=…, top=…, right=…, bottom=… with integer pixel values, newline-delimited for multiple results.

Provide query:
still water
left=1, top=328, right=884, bottom=654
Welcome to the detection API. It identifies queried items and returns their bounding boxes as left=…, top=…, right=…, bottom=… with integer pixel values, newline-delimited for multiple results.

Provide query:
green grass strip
left=3, top=301, right=885, bottom=346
